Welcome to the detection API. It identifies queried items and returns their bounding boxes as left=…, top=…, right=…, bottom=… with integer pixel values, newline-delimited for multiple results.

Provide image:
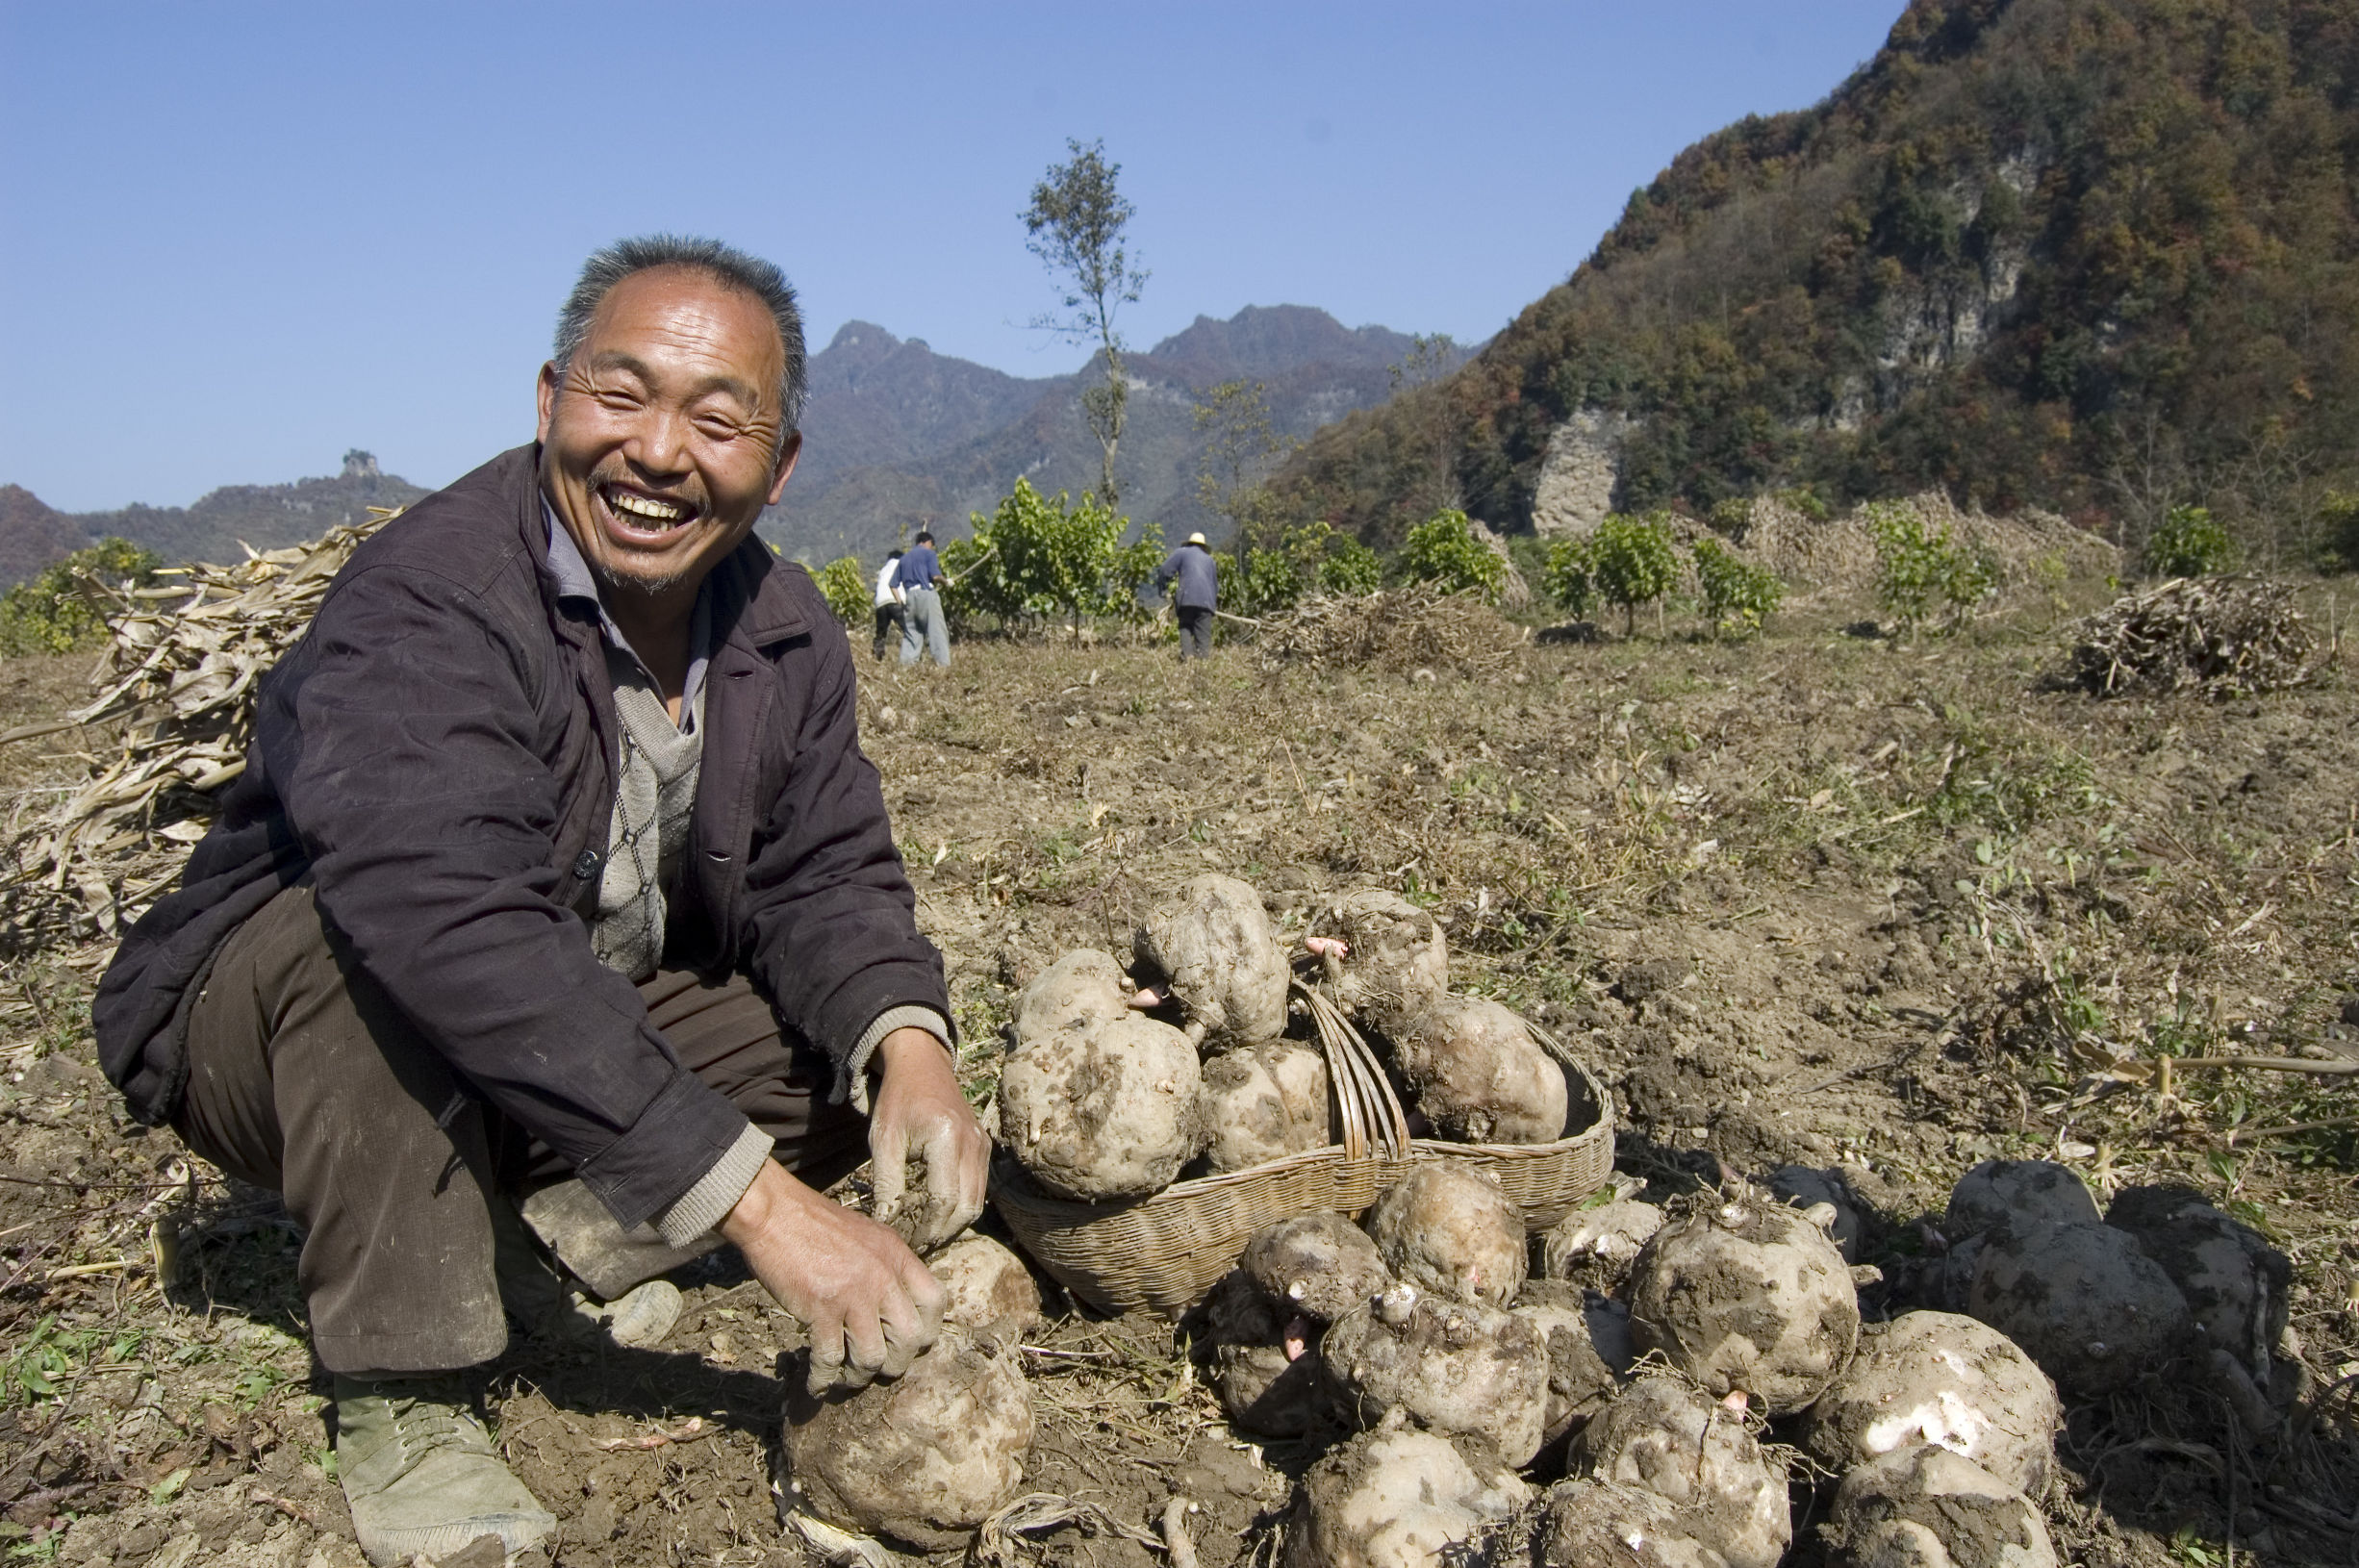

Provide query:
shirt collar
left=544, top=501, right=715, bottom=731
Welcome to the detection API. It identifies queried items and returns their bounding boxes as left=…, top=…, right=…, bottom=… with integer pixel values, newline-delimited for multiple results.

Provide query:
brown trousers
left=172, top=884, right=867, bottom=1376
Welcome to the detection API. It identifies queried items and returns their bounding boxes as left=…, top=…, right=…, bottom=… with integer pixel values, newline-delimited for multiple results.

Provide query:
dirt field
left=3, top=575, right=2355, bottom=1568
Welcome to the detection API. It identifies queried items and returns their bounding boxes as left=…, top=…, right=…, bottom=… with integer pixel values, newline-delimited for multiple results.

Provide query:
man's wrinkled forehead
left=570, top=266, right=785, bottom=413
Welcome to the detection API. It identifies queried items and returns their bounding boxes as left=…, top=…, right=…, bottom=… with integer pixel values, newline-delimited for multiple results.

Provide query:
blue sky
left=1, top=2, right=1903, bottom=512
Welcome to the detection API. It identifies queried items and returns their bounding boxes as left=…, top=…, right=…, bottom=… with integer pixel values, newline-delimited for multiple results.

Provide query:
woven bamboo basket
left=992, top=986, right=1612, bottom=1318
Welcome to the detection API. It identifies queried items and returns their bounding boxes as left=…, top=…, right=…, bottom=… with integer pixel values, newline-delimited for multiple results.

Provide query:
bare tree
left=1193, top=379, right=1294, bottom=548
left=1023, top=139, right=1149, bottom=504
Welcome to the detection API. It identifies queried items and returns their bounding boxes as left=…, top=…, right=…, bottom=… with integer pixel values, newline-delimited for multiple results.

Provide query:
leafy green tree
left=2142, top=504, right=2237, bottom=578
left=1590, top=512, right=1681, bottom=635
left=1222, top=521, right=1383, bottom=617
left=1690, top=537, right=1785, bottom=637
left=1543, top=539, right=1597, bottom=620
left=1023, top=139, right=1148, bottom=505
left=1318, top=535, right=1382, bottom=597
left=945, top=478, right=1153, bottom=633
left=1398, top=509, right=1507, bottom=603
left=812, top=556, right=870, bottom=625
left=1867, top=501, right=1995, bottom=636
left=0, top=538, right=159, bottom=656
left=1194, top=379, right=1293, bottom=547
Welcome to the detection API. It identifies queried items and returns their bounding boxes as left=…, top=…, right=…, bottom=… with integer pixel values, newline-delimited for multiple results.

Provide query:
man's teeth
left=608, top=492, right=688, bottom=524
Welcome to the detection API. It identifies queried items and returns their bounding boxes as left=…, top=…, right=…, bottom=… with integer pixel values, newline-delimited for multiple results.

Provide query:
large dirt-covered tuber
left=1318, top=890, right=1451, bottom=1025
left=1540, top=1195, right=1663, bottom=1293
left=1769, top=1165, right=1865, bottom=1263
left=1386, top=994, right=1568, bottom=1145
left=1801, top=1311, right=2061, bottom=1497
left=1321, top=1287, right=1552, bottom=1466
left=1243, top=1212, right=1392, bottom=1324
left=1571, top=1376, right=1790, bottom=1568
left=1196, top=1041, right=1335, bottom=1174
left=1965, top=1221, right=2191, bottom=1395
left=1283, top=1428, right=1531, bottom=1568
left=1541, top=1479, right=1734, bottom=1568
left=1009, top=948, right=1131, bottom=1047
left=1364, top=1165, right=1528, bottom=1308
left=782, top=1331, right=1033, bottom=1551
left=998, top=1013, right=1201, bottom=1201
left=1944, top=1159, right=2100, bottom=1239
left=1822, top=1445, right=2057, bottom=1568
left=1627, top=1192, right=1860, bottom=1415
left=1513, top=1280, right=1622, bottom=1449
left=926, top=1233, right=1044, bottom=1337
left=1135, top=873, right=1291, bottom=1050
left=2105, top=1185, right=2291, bottom=1385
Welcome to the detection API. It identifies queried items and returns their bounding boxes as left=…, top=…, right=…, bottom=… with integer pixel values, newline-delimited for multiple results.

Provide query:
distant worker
left=871, top=546, right=906, bottom=660
left=1154, top=530, right=1220, bottom=661
left=895, top=528, right=950, bottom=667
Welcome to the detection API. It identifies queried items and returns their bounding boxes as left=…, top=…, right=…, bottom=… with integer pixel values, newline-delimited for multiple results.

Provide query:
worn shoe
left=556, top=1277, right=682, bottom=1350
left=333, top=1373, right=555, bottom=1566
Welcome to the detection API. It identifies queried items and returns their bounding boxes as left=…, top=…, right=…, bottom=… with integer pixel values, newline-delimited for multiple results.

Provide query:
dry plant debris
left=1257, top=586, right=1529, bottom=676
left=2057, top=574, right=2317, bottom=698
left=0, top=511, right=398, bottom=952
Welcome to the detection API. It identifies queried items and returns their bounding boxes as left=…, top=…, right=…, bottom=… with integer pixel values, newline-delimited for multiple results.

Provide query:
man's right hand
left=720, top=1158, right=946, bottom=1395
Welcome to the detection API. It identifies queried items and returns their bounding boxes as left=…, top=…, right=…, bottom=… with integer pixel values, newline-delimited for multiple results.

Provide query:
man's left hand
left=867, top=1026, right=989, bottom=1252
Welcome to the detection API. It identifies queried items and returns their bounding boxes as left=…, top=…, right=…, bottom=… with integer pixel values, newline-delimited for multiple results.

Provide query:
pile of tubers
left=997, top=875, right=1575, bottom=1204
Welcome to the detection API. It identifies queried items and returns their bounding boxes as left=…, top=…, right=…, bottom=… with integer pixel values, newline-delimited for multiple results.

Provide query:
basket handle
left=1295, top=981, right=1410, bottom=1161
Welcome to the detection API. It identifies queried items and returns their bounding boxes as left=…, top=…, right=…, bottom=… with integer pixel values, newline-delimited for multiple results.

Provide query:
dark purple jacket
left=92, top=445, right=948, bottom=1231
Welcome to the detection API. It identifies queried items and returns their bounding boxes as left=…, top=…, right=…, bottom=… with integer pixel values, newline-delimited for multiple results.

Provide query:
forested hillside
left=1276, top=0, right=2359, bottom=562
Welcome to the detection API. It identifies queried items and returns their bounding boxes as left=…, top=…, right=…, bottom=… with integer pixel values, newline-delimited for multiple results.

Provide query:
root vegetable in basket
left=1386, top=994, right=1567, bottom=1145
left=1196, top=1040, right=1336, bottom=1174
left=1800, top=1311, right=2061, bottom=1497
left=1627, top=1191, right=1860, bottom=1416
left=998, top=1013, right=1202, bottom=1201
left=1318, top=890, right=1450, bottom=1024
left=1822, top=1445, right=2057, bottom=1568
left=1571, top=1376, right=1790, bottom=1568
left=1134, top=873, right=1291, bottom=1049
left=782, top=1329, right=1033, bottom=1551
left=1282, top=1428, right=1531, bottom=1568
left=1364, top=1164, right=1528, bottom=1308
left=1321, top=1285, right=1553, bottom=1466
left=927, top=1233, right=1045, bottom=1337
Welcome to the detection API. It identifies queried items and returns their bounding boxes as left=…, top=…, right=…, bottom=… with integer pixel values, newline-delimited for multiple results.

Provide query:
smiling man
left=93, top=237, right=986, bottom=1564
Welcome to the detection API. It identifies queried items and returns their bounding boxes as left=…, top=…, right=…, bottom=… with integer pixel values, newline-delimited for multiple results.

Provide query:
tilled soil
left=3, top=584, right=2356, bottom=1567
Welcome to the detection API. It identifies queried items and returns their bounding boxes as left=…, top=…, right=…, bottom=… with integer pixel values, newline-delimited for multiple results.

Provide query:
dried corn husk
left=1259, top=587, right=1529, bottom=676
left=1, top=510, right=400, bottom=952
left=2058, top=575, right=2316, bottom=699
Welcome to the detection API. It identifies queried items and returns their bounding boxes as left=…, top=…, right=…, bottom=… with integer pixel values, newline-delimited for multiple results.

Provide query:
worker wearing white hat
left=1153, top=531, right=1221, bottom=660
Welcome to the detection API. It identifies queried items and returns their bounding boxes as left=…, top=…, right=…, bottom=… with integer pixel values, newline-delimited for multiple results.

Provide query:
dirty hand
left=866, top=1026, right=990, bottom=1253
left=721, top=1157, right=945, bottom=1395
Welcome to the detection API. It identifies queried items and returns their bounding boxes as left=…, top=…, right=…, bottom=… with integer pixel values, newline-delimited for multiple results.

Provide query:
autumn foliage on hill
left=1277, top=0, right=2359, bottom=566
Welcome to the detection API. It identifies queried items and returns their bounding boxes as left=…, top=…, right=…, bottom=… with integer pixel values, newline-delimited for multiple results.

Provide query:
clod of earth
left=926, top=1232, right=1045, bottom=1337
left=1320, top=1288, right=1554, bottom=1467
left=1541, top=1195, right=1664, bottom=1293
left=781, top=1331, right=1034, bottom=1552
left=1540, top=1479, right=1734, bottom=1568
left=1800, top=1310, right=2062, bottom=1498
left=1364, top=1164, right=1528, bottom=1308
left=998, top=1009, right=1202, bottom=1201
left=1964, top=1220, right=2193, bottom=1395
left=1627, top=1190, right=1861, bottom=1416
left=1316, top=889, right=1451, bottom=1026
left=2104, top=1184, right=2291, bottom=1388
left=1195, top=1039, right=1335, bottom=1174
left=1510, top=1279, right=1623, bottom=1451
left=1384, top=993, right=1568, bottom=1145
left=1241, top=1212, right=1393, bottom=1326
left=1281, top=1427, right=1531, bottom=1568
left=1571, top=1375, right=1792, bottom=1568
left=1134, top=873, right=1291, bottom=1050
left=1943, top=1159, right=2100, bottom=1241
left=1821, top=1444, right=2058, bottom=1568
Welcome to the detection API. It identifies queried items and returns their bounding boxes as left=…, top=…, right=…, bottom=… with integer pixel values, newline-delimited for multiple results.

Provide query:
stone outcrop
left=1529, top=410, right=1634, bottom=540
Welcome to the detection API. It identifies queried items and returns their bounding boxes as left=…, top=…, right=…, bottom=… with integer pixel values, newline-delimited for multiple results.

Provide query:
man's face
left=536, top=266, right=800, bottom=603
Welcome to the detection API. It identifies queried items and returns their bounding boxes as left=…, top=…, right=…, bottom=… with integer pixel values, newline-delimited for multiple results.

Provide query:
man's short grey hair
left=552, top=235, right=808, bottom=445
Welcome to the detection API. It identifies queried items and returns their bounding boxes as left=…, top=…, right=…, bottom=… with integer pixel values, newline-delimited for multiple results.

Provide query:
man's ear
left=767, top=432, right=803, bottom=507
left=535, top=362, right=560, bottom=444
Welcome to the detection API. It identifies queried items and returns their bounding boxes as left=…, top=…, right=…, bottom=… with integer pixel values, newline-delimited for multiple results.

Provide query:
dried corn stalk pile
left=2057, top=575, right=2315, bottom=698
left=0, top=511, right=397, bottom=953
left=1259, top=587, right=1529, bottom=677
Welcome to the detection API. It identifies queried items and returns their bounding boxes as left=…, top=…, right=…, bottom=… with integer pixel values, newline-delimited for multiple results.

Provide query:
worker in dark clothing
left=1154, top=531, right=1220, bottom=660
left=893, top=529, right=949, bottom=667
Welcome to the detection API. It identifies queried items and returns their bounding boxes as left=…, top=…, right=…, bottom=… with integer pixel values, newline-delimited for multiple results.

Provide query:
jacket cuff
left=653, top=1122, right=774, bottom=1249
left=842, top=1005, right=953, bottom=1114
left=574, top=1072, right=756, bottom=1232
